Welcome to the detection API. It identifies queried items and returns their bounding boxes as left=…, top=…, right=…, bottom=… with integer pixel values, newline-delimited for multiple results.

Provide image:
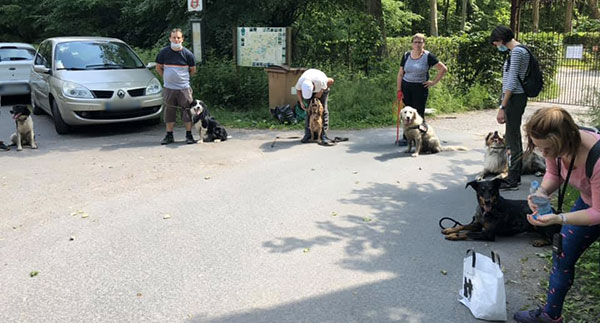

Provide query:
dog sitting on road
left=308, top=97, right=324, bottom=144
left=441, top=177, right=560, bottom=246
left=9, top=105, right=37, bottom=151
left=188, top=99, right=228, bottom=142
left=401, top=106, right=467, bottom=157
left=478, top=131, right=545, bottom=180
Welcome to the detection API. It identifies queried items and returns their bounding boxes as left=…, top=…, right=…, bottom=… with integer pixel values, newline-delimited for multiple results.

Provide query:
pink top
left=543, top=131, right=600, bottom=225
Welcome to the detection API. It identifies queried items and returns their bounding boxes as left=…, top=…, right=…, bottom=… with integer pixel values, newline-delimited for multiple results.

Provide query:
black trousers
left=401, top=81, right=429, bottom=119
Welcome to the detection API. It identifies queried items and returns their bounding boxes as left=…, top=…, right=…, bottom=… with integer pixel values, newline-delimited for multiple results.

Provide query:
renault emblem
left=117, top=89, right=126, bottom=99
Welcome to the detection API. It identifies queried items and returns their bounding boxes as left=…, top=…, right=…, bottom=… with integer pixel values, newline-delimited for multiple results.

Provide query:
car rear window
left=55, top=41, right=145, bottom=70
left=0, top=48, right=35, bottom=62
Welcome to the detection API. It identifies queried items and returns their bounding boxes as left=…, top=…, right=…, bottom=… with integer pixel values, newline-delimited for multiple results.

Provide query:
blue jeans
left=544, top=196, right=600, bottom=318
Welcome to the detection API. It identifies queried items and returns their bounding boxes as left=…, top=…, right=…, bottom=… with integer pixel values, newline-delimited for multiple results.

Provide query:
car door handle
left=9, top=67, right=16, bottom=70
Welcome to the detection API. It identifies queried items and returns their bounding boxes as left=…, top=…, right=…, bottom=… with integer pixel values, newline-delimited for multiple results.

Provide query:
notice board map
left=236, top=27, right=287, bottom=67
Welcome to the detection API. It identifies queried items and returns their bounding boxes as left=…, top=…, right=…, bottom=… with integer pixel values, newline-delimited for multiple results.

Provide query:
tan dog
left=308, top=98, right=324, bottom=144
left=478, top=131, right=545, bottom=180
left=401, top=106, right=467, bottom=157
left=9, top=105, right=37, bottom=151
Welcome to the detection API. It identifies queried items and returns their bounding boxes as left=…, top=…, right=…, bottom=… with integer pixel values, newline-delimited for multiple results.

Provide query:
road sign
left=187, top=0, right=203, bottom=12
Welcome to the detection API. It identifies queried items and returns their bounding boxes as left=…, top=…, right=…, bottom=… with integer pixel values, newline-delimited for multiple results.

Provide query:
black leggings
left=401, top=81, right=429, bottom=119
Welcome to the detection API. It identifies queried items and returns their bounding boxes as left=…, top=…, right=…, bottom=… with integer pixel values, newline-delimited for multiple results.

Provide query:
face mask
left=170, top=42, right=182, bottom=50
left=497, top=45, right=508, bottom=52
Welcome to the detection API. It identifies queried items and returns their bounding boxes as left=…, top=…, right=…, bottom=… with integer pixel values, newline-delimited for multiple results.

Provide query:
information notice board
left=235, top=27, right=289, bottom=67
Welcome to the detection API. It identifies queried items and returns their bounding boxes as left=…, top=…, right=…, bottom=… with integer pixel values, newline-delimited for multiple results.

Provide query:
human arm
left=156, top=63, right=164, bottom=77
left=424, top=61, right=447, bottom=88
left=297, top=91, right=306, bottom=110
left=189, top=66, right=197, bottom=76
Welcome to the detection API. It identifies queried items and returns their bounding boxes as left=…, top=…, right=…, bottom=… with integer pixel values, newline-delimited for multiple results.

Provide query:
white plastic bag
left=458, top=249, right=507, bottom=321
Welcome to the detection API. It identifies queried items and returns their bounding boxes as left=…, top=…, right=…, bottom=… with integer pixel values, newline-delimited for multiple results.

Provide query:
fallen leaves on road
left=363, top=217, right=372, bottom=222
left=331, top=211, right=337, bottom=217
left=29, top=271, right=39, bottom=277
left=303, top=248, right=310, bottom=253
left=440, top=270, right=448, bottom=275
left=163, top=214, right=172, bottom=220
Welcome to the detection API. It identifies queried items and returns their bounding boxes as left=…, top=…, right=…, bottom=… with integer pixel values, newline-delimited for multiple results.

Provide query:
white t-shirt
left=295, top=69, right=328, bottom=93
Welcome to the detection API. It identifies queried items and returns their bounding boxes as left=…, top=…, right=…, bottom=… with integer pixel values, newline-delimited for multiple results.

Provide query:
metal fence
left=521, top=32, right=600, bottom=107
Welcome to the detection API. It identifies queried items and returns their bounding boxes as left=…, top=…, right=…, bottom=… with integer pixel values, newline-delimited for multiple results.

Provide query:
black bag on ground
left=516, top=44, right=544, bottom=98
left=271, top=104, right=297, bottom=124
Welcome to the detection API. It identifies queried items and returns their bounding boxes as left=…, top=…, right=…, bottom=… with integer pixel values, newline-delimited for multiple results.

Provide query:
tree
left=532, top=0, right=539, bottom=33
left=590, top=0, right=599, bottom=19
left=566, top=0, right=574, bottom=32
left=430, top=0, right=438, bottom=36
left=460, top=0, right=467, bottom=31
left=364, top=0, right=386, bottom=54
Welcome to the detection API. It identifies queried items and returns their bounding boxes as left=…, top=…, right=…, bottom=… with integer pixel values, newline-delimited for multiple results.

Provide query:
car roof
left=46, top=37, right=126, bottom=44
left=0, top=43, right=35, bottom=50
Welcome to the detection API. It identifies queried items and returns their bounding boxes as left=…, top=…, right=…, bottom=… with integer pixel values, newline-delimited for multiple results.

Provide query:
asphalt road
left=0, top=104, right=571, bottom=323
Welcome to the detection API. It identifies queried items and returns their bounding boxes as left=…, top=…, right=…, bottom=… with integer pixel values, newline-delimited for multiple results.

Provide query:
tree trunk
left=364, top=0, right=386, bottom=55
left=510, top=0, right=523, bottom=38
left=565, top=0, right=574, bottom=33
left=461, top=0, right=467, bottom=31
left=443, top=0, right=449, bottom=34
left=590, top=0, right=600, bottom=19
left=532, top=0, right=539, bottom=33
left=430, top=0, right=438, bottom=36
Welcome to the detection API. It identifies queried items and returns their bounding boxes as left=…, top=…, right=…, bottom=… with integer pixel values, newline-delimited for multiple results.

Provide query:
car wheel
left=51, top=100, right=71, bottom=134
left=31, top=93, right=44, bottom=115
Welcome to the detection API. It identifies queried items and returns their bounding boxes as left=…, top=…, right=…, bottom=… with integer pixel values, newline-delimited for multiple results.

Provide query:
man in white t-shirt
left=295, top=69, right=334, bottom=144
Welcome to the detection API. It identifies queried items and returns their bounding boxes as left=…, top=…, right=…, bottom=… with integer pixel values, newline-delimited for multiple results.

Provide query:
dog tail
left=441, top=146, right=469, bottom=151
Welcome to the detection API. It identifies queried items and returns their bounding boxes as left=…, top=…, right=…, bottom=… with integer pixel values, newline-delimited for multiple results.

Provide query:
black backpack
left=516, top=44, right=544, bottom=98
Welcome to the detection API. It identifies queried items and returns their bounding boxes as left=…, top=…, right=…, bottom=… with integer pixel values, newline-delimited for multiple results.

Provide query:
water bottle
left=530, top=180, right=553, bottom=219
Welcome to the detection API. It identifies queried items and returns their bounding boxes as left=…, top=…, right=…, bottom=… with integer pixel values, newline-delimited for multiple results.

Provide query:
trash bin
left=265, top=65, right=306, bottom=110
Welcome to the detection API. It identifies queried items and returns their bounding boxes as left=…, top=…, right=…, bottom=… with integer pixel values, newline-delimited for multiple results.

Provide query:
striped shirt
left=502, top=46, right=529, bottom=94
left=156, top=46, right=196, bottom=90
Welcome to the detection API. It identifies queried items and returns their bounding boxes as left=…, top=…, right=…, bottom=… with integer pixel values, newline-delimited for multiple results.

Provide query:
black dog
left=189, top=99, right=228, bottom=142
left=441, top=178, right=560, bottom=246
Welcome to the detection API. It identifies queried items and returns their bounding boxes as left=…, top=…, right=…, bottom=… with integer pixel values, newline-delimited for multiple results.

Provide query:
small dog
left=401, top=106, right=467, bottom=157
left=308, top=98, right=324, bottom=144
left=479, top=131, right=545, bottom=180
left=441, top=177, right=560, bottom=246
left=10, top=105, right=37, bottom=151
left=189, top=100, right=228, bottom=142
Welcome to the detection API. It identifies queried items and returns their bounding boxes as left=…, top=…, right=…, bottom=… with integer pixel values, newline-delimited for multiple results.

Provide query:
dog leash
left=439, top=216, right=464, bottom=230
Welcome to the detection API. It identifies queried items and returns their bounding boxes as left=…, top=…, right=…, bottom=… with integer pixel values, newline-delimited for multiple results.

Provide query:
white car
left=30, top=37, right=163, bottom=134
left=0, top=43, right=36, bottom=96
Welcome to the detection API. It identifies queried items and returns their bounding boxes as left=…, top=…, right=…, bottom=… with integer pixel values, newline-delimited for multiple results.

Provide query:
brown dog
left=478, top=131, right=545, bottom=180
left=401, top=106, right=467, bottom=157
left=308, top=98, right=324, bottom=144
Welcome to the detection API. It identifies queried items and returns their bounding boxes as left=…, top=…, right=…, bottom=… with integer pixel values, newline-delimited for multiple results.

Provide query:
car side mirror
left=146, top=62, right=156, bottom=69
left=33, top=65, right=50, bottom=74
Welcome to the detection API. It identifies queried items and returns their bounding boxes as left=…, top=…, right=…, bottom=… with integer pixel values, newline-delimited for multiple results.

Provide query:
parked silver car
left=30, top=37, right=163, bottom=134
left=0, top=43, right=36, bottom=96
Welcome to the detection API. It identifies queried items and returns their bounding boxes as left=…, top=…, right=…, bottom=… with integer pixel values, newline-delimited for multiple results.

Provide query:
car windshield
left=55, top=41, right=145, bottom=70
left=0, top=47, right=35, bottom=62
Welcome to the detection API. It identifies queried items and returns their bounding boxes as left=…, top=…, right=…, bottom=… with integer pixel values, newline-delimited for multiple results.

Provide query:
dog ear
left=485, top=132, right=493, bottom=143
left=466, top=179, right=479, bottom=190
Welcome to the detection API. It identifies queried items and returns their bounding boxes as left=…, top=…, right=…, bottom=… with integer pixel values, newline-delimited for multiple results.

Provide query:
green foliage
left=382, top=0, right=423, bottom=37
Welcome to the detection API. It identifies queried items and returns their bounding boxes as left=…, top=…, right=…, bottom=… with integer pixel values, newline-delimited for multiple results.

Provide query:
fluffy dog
left=401, top=106, right=467, bottom=157
left=308, top=98, right=324, bottom=144
left=9, top=105, right=37, bottom=151
left=189, top=100, right=228, bottom=142
left=441, top=178, right=560, bottom=246
left=479, top=131, right=545, bottom=180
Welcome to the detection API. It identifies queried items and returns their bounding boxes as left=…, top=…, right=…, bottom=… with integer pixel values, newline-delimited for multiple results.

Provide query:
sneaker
left=397, top=138, right=408, bottom=146
left=185, top=134, right=197, bottom=144
left=301, top=135, right=310, bottom=143
left=160, top=134, right=174, bottom=145
left=500, top=180, right=520, bottom=190
left=0, top=141, right=9, bottom=151
left=514, top=307, right=563, bottom=323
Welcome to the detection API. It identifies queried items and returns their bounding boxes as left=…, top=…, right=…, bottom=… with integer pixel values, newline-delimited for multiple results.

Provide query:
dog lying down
left=10, top=105, right=37, bottom=151
left=441, top=177, right=560, bottom=246
left=479, top=131, right=546, bottom=180
left=188, top=100, right=229, bottom=143
left=400, top=106, right=468, bottom=157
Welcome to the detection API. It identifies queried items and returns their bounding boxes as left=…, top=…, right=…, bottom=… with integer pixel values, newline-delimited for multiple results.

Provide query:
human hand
left=423, top=81, right=435, bottom=88
left=496, top=109, right=505, bottom=124
left=527, top=194, right=538, bottom=215
left=526, top=213, right=560, bottom=226
left=397, top=90, right=403, bottom=100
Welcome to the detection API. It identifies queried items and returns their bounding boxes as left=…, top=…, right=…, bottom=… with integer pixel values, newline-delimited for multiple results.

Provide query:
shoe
left=185, top=134, right=197, bottom=144
left=160, top=134, right=174, bottom=145
left=397, top=138, right=408, bottom=146
left=499, top=180, right=520, bottom=190
left=320, top=131, right=334, bottom=146
left=301, top=127, right=310, bottom=143
left=514, top=307, right=563, bottom=323
left=0, top=141, right=9, bottom=151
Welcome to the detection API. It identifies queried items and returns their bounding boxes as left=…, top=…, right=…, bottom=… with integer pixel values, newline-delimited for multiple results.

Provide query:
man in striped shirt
left=156, top=28, right=197, bottom=145
left=490, top=25, right=530, bottom=190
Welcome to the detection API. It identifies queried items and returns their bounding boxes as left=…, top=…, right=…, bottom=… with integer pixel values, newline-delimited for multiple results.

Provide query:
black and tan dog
left=441, top=178, right=560, bottom=246
left=189, top=99, right=228, bottom=142
left=479, top=131, right=546, bottom=180
left=10, top=105, right=37, bottom=151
